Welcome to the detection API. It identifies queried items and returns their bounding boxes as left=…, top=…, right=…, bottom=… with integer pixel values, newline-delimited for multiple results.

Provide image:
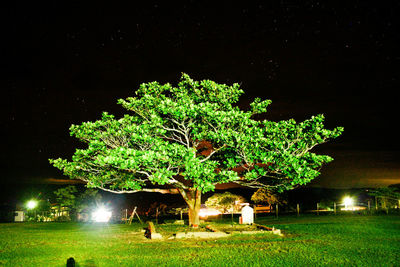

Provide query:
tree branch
left=199, top=144, right=226, bottom=163
left=98, top=187, right=180, bottom=194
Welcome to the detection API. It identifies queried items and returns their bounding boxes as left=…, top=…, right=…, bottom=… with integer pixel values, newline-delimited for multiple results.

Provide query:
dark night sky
left=1, top=1, right=399, bottom=197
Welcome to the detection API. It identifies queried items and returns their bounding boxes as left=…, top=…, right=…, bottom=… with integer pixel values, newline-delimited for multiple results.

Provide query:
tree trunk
left=179, top=188, right=201, bottom=228
left=188, top=201, right=201, bottom=227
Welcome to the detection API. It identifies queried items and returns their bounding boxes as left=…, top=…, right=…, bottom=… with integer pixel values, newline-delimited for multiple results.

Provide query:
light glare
left=341, top=196, right=357, bottom=210
left=92, top=207, right=112, bottom=222
left=27, top=200, right=38, bottom=209
left=199, top=208, right=221, bottom=218
left=343, top=196, right=354, bottom=207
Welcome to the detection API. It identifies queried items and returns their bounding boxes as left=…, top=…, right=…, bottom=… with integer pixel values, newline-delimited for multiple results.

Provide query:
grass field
left=0, top=215, right=399, bottom=266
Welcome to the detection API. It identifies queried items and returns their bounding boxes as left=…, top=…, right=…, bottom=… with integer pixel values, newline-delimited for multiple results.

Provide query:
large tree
left=53, top=185, right=77, bottom=220
left=251, top=188, right=286, bottom=209
left=368, top=187, right=400, bottom=209
left=50, top=74, right=343, bottom=226
left=205, top=192, right=246, bottom=213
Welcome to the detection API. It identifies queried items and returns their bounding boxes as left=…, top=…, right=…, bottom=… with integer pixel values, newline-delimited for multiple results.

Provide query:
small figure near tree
left=50, top=74, right=343, bottom=227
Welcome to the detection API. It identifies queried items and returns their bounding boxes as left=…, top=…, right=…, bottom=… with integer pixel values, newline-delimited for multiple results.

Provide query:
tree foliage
left=368, top=187, right=400, bottom=209
left=205, top=192, right=246, bottom=213
left=54, top=185, right=78, bottom=210
left=368, top=187, right=400, bottom=199
left=75, top=189, right=102, bottom=213
left=49, top=73, right=343, bottom=225
left=251, top=188, right=286, bottom=206
left=53, top=186, right=102, bottom=217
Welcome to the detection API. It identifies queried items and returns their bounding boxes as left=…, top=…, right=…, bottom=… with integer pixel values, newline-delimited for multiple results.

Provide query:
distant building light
left=341, top=196, right=365, bottom=211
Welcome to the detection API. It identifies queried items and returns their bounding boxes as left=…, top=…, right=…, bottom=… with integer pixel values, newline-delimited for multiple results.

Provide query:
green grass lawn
left=0, top=215, right=399, bottom=266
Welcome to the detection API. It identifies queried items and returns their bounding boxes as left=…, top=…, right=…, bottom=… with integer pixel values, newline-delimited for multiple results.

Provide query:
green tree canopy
left=53, top=186, right=102, bottom=220
left=251, top=188, right=286, bottom=207
left=75, top=189, right=102, bottom=213
left=50, top=73, right=343, bottom=226
left=54, top=185, right=77, bottom=210
left=368, top=187, right=400, bottom=209
left=205, top=192, right=246, bottom=213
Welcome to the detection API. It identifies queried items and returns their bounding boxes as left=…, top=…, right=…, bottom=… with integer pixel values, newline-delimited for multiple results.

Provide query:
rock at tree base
left=144, top=221, right=163, bottom=239
left=151, top=233, right=163, bottom=239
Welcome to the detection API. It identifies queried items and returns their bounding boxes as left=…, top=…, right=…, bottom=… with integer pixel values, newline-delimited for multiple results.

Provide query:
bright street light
left=92, top=206, right=112, bottom=222
left=343, top=196, right=354, bottom=209
left=26, top=200, right=38, bottom=210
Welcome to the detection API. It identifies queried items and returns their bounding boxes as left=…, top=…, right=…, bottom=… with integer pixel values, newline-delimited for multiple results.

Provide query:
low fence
left=253, top=201, right=400, bottom=218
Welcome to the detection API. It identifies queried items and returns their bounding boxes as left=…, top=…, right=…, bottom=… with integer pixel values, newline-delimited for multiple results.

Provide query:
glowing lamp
left=27, top=200, right=38, bottom=210
left=92, top=207, right=112, bottom=222
left=343, top=196, right=354, bottom=209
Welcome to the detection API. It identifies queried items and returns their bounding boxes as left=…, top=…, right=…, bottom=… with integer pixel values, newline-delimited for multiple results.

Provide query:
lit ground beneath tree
left=1, top=214, right=399, bottom=266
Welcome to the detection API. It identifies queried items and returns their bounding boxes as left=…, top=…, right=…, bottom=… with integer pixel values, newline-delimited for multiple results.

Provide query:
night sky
left=2, top=2, right=399, bottom=197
